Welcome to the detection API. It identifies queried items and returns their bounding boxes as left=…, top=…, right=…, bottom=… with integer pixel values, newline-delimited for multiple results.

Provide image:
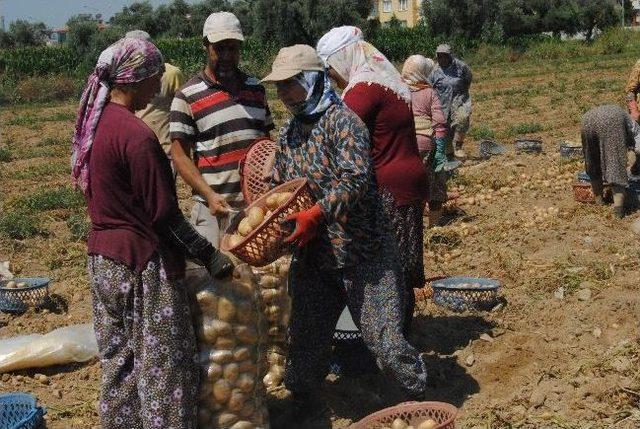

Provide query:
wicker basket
left=239, top=138, right=277, bottom=204
left=573, top=181, right=595, bottom=203
left=350, top=401, right=457, bottom=429
left=558, top=141, right=582, bottom=159
left=0, top=278, right=50, bottom=313
left=221, top=179, right=315, bottom=267
left=432, top=277, right=500, bottom=312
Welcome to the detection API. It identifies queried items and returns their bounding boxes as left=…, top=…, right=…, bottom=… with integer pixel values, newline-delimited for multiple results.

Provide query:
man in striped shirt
left=170, top=12, right=273, bottom=247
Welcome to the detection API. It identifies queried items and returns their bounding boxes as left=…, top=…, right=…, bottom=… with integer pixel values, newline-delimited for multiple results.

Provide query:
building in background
left=369, top=0, right=423, bottom=28
left=633, top=0, right=640, bottom=26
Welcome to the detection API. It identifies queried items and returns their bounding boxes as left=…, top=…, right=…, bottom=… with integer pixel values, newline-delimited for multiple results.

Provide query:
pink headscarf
left=71, top=37, right=164, bottom=194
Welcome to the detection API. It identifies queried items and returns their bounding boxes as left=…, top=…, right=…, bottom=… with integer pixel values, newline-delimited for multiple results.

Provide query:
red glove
left=283, top=204, right=324, bottom=247
left=629, top=99, right=640, bottom=122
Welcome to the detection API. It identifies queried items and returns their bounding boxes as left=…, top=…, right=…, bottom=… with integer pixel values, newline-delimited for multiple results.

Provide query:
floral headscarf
left=402, top=55, right=436, bottom=91
left=287, top=70, right=341, bottom=121
left=316, top=26, right=412, bottom=105
left=71, top=37, right=164, bottom=194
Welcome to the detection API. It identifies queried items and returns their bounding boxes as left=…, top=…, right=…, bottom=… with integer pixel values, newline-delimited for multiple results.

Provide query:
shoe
left=614, top=205, right=625, bottom=219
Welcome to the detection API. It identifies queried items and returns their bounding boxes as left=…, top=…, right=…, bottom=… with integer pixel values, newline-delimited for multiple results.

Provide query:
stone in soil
left=577, top=288, right=592, bottom=301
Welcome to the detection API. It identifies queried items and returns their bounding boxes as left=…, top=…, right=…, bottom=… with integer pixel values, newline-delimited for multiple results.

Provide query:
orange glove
left=283, top=205, right=324, bottom=247
left=629, top=99, right=640, bottom=122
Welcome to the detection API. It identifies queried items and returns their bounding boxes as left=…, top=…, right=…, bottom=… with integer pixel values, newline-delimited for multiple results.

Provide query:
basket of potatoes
left=349, top=401, right=457, bottom=429
left=222, top=178, right=315, bottom=267
left=0, top=278, right=50, bottom=313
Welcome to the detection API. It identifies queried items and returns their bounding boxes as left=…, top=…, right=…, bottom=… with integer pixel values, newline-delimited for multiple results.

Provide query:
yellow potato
left=276, top=192, right=292, bottom=205
left=223, top=363, right=240, bottom=383
left=235, top=373, right=255, bottom=393
left=229, top=421, right=254, bottom=429
left=417, top=419, right=438, bottom=429
left=228, top=234, right=244, bottom=248
left=228, top=389, right=245, bottom=412
left=237, top=218, right=253, bottom=236
left=212, top=379, right=232, bottom=403
left=16, top=282, right=26, bottom=288
left=4, top=280, right=16, bottom=289
left=265, top=194, right=280, bottom=209
left=392, top=418, right=409, bottom=429
left=247, top=206, right=265, bottom=228
left=217, top=297, right=237, bottom=322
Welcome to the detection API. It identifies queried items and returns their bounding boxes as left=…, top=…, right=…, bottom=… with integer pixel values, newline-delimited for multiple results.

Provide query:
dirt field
left=1, top=48, right=640, bottom=429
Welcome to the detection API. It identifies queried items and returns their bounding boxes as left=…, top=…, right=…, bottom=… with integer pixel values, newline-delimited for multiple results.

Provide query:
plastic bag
left=187, top=263, right=269, bottom=429
left=0, top=324, right=98, bottom=373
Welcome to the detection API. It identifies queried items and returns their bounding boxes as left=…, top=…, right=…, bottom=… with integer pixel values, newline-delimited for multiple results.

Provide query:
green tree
left=578, top=0, right=618, bottom=40
left=9, top=20, right=47, bottom=47
left=109, top=1, right=160, bottom=36
left=0, top=30, right=15, bottom=49
left=67, top=15, right=101, bottom=58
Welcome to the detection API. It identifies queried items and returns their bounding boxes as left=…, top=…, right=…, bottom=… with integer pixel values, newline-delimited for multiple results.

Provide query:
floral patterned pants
left=88, top=254, right=199, bottom=429
left=284, top=241, right=428, bottom=398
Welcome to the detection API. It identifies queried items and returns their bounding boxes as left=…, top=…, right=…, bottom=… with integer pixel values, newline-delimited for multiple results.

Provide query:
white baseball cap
left=203, top=12, right=245, bottom=44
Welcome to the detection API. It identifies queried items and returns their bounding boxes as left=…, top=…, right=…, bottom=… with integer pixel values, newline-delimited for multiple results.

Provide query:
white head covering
left=316, top=26, right=412, bottom=105
left=401, top=55, right=436, bottom=90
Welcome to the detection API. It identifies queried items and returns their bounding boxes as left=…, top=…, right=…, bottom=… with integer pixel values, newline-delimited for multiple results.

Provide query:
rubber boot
left=613, top=187, right=626, bottom=219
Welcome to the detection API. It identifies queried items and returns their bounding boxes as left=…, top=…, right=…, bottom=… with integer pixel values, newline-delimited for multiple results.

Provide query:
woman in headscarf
left=72, top=37, right=233, bottom=429
left=402, top=54, right=449, bottom=226
left=262, top=44, right=427, bottom=422
left=581, top=104, right=640, bottom=218
left=316, top=26, right=428, bottom=333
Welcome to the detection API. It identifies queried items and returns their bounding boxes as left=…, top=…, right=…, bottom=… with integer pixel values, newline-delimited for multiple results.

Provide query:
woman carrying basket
left=262, top=44, right=427, bottom=423
left=72, top=37, right=233, bottom=429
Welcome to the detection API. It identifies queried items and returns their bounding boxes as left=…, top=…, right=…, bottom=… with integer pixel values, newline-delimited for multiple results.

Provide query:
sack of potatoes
left=186, top=263, right=270, bottom=429
left=227, top=192, right=294, bottom=248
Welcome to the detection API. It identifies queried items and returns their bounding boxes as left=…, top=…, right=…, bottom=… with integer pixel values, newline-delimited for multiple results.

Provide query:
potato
left=228, top=234, right=244, bottom=248
left=235, top=300, right=254, bottom=324
left=212, top=319, right=232, bottom=337
left=392, top=418, right=409, bottom=429
left=198, top=406, right=212, bottom=426
left=234, top=325, right=258, bottom=345
left=267, top=353, right=286, bottom=366
left=16, top=282, right=26, bottom=288
left=223, top=363, right=240, bottom=383
left=196, top=289, right=218, bottom=313
left=4, top=280, right=16, bottom=289
left=277, top=192, right=292, bottom=205
left=266, top=194, right=280, bottom=209
left=213, top=379, right=232, bottom=403
left=239, top=402, right=255, bottom=418
left=259, top=275, right=279, bottom=289
left=233, top=346, right=251, bottom=362
left=261, top=288, right=281, bottom=304
left=215, top=336, right=236, bottom=350
left=247, top=206, right=265, bottom=228
left=268, top=326, right=281, bottom=337
left=200, top=317, right=219, bottom=343
left=236, top=373, right=255, bottom=393
left=237, top=218, right=253, bottom=236
left=265, top=305, right=281, bottom=323
left=234, top=282, right=254, bottom=300
left=211, top=350, right=233, bottom=365
left=230, top=421, right=254, bottom=429
left=218, top=297, right=237, bottom=322
left=228, top=389, right=246, bottom=412
left=237, top=360, right=255, bottom=373
left=417, top=420, right=438, bottom=429
left=205, top=362, right=223, bottom=381
left=213, top=412, right=239, bottom=427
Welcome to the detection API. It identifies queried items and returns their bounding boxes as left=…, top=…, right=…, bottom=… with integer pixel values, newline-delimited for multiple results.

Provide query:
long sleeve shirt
left=428, top=57, right=473, bottom=120
left=272, top=103, right=382, bottom=270
left=410, top=86, right=448, bottom=153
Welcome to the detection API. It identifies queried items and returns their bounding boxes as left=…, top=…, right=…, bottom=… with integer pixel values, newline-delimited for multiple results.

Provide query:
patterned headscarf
left=402, top=55, right=436, bottom=91
left=71, top=37, right=164, bottom=194
left=288, top=71, right=341, bottom=121
left=316, top=26, right=412, bottom=105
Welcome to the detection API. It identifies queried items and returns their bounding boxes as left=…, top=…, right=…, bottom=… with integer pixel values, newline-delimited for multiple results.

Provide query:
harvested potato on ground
left=247, top=206, right=265, bottom=228
left=237, top=218, right=253, bottom=236
left=4, top=280, right=16, bottom=289
left=17, top=282, right=26, bottom=288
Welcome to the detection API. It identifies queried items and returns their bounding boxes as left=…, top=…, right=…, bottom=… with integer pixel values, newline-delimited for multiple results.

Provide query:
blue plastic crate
left=0, top=393, right=45, bottom=429
left=0, top=278, right=50, bottom=313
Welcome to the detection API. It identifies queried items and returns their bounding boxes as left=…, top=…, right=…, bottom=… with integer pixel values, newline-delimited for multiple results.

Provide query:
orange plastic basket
left=239, top=138, right=278, bottom=204
left=573, top=181, right=595, bottom=203
left=221, top=179, right=315, bottom=267
left=349, top=401, right=457, bottom=429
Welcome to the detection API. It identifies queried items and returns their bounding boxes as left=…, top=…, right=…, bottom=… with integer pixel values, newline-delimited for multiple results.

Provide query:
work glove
left=205, top=249, right=234, bottom=279
left=283, top=204, right=324, bottom=247
left=629, top=99, right=640, bottom=122
left=433, top=137, right=448, bottom=172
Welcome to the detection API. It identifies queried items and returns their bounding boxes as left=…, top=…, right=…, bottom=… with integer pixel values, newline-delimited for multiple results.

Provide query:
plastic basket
left=221, top=179, right=315, bottom=267
left=330, top=329, right=379, bottom=377
left=0, top=278, right=50, bottom=313
left=349, top=401, right=457, bottom=429
left=515, top=138, right=542, bottom=154
left=478, top=140, right=506, bottom=159
left=239, top=138, right=278, bottom=205
left=559, top=141, right=582, bottom=159
left=432, top=276, right=500, bottom=312
left=573, top=181, right=595, bottom=203
left=0, top=393, right=45, bottom=429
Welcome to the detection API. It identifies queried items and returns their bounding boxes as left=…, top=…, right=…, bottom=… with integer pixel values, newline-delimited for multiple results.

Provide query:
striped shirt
left=170, top=71, right=273, bottom=206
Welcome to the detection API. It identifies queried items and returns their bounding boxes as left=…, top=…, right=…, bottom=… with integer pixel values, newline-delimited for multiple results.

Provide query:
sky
left=0, top=0, right=199, bottom=29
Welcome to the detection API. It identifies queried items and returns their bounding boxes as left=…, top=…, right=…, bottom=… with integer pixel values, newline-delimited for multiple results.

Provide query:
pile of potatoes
left=190, top=264, right=269, bottom=429
left=252, top=257, right=292, bottom=390
left=228, top=192, right=293, bottom=247
left=383, top=417, right=439, bottom=429
left=3, top=280, right=27, bottom=289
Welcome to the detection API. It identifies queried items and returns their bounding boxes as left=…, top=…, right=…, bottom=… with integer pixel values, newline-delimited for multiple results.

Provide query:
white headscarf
left=316, top=26, right=412, bottom=105
left=401, top=55, right=436, bottom=91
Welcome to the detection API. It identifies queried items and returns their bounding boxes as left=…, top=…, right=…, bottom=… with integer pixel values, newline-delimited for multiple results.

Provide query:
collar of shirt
left=199, top=69, right=248, bottom=92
